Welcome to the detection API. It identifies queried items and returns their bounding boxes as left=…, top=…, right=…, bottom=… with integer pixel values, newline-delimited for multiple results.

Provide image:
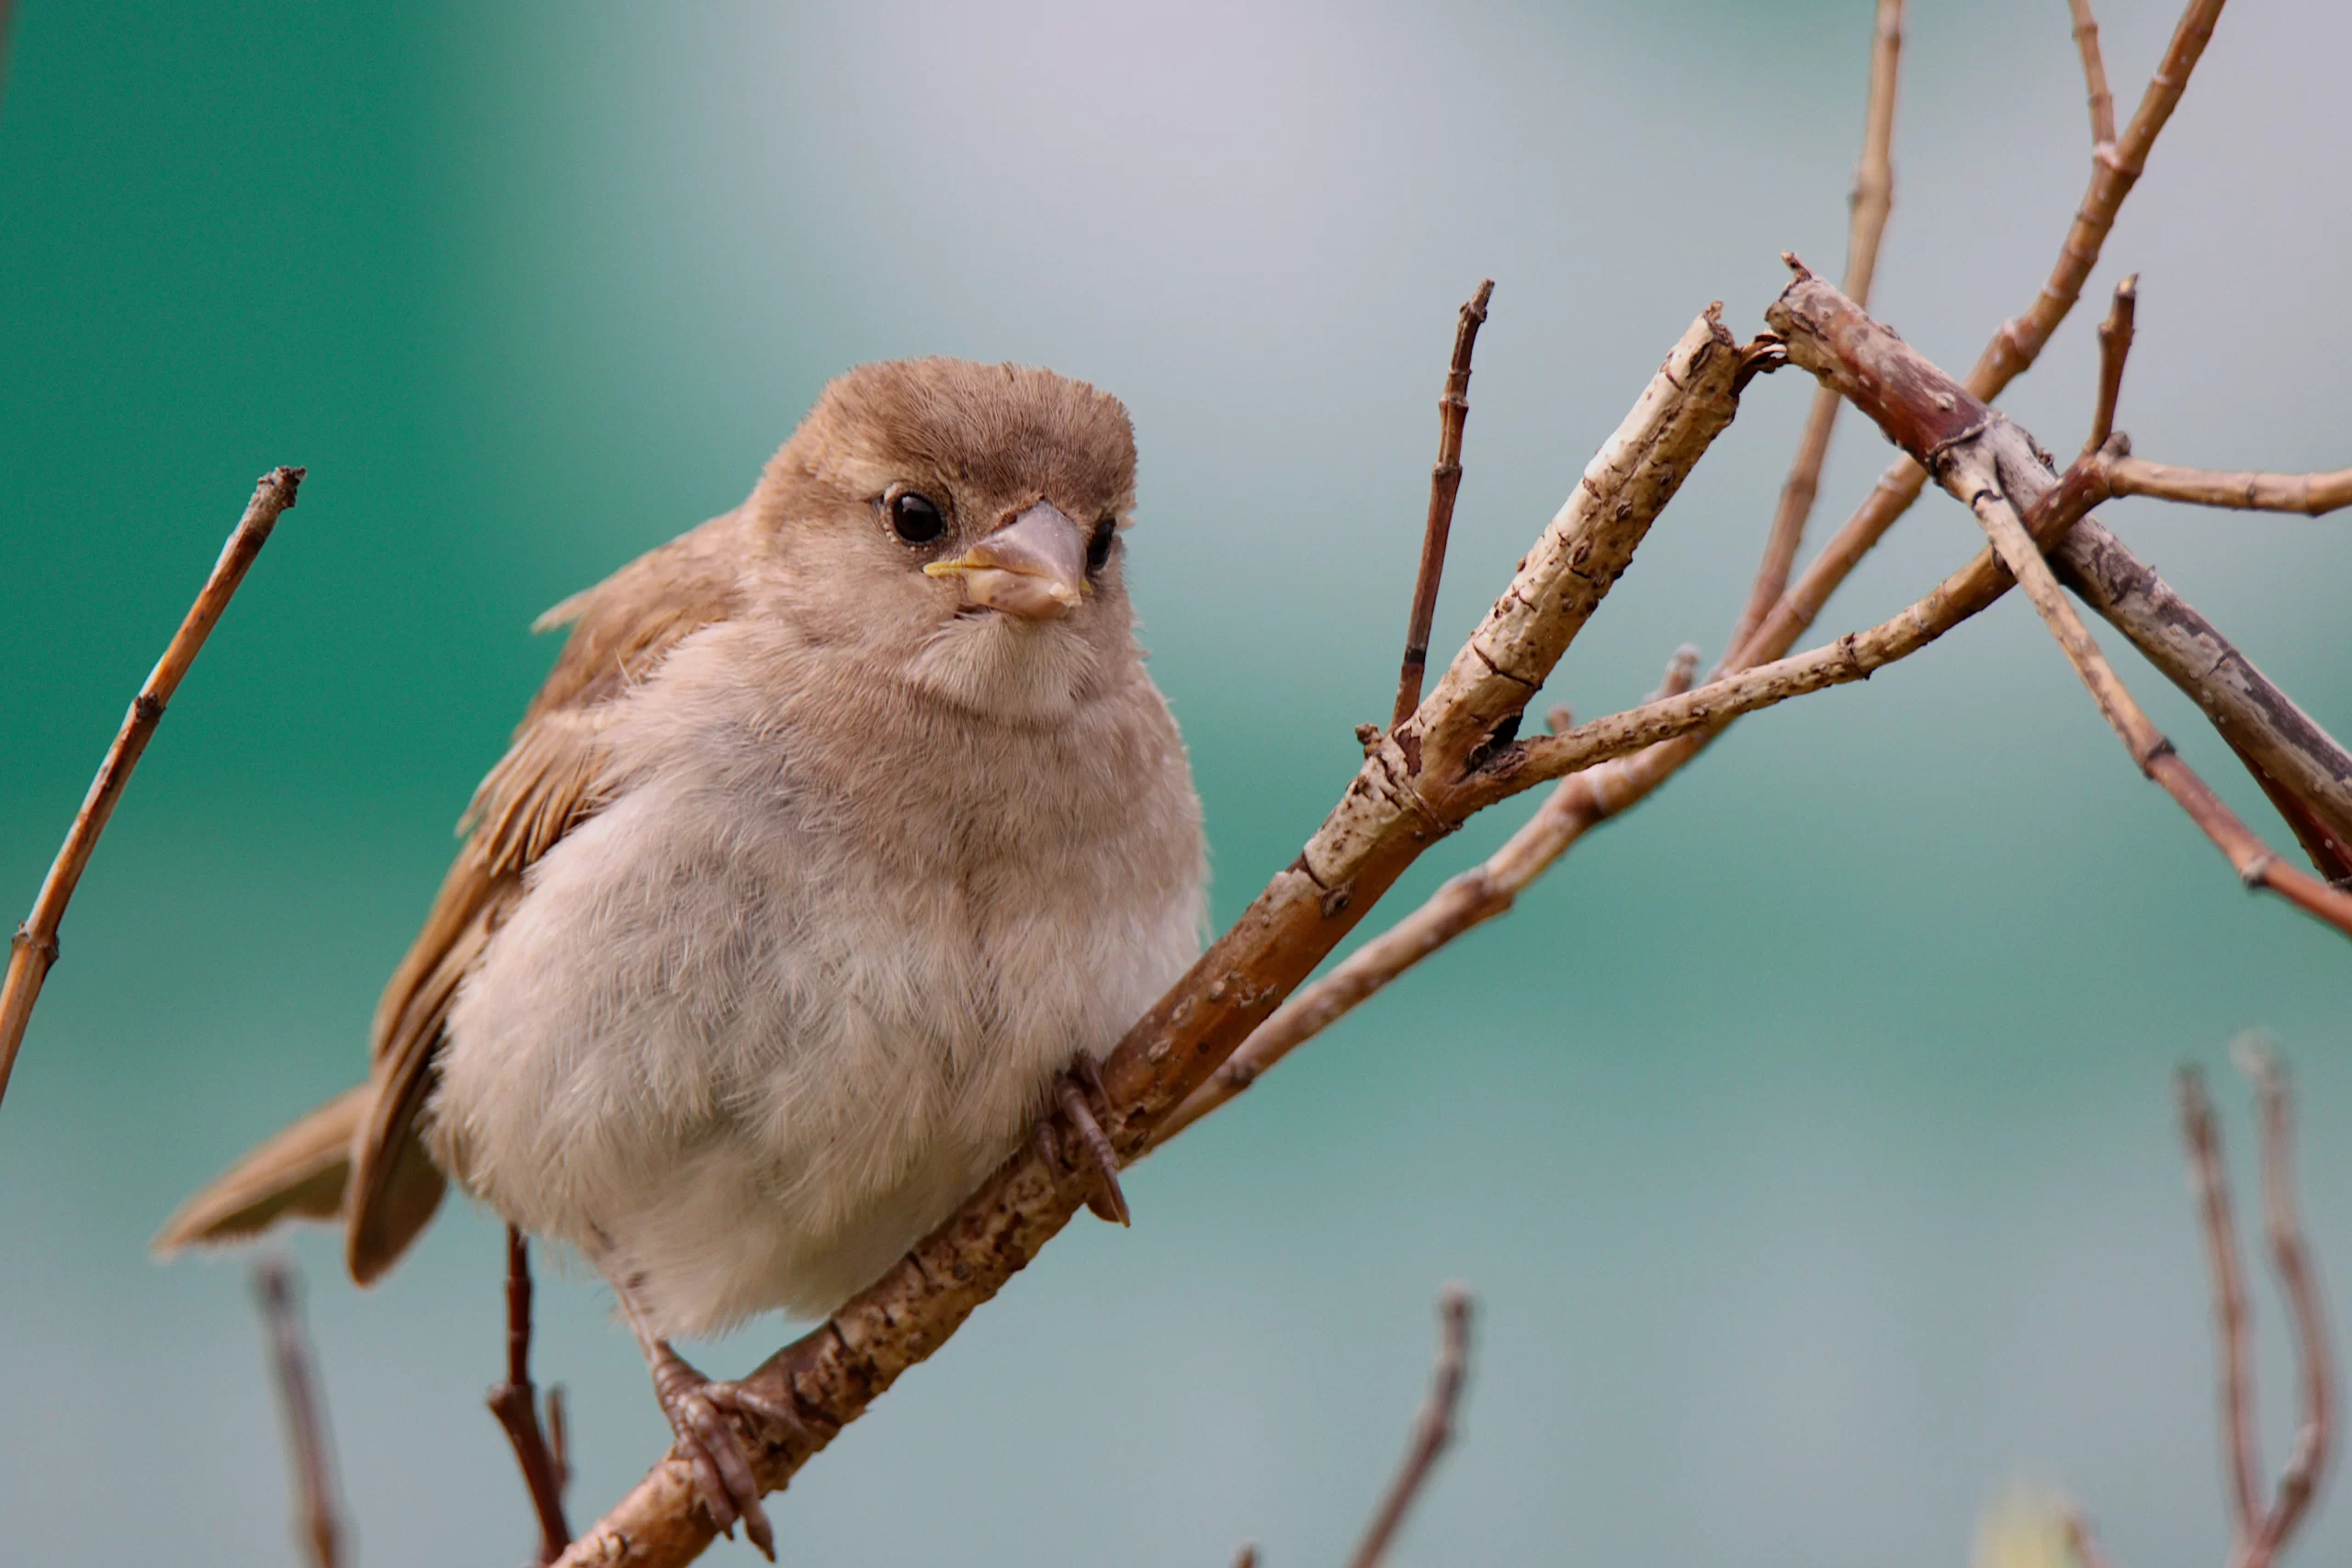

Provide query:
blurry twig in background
left=2064, top=1510, right=2122, bottom=1568
left=1391, top=279, right=1494, bottom=731
left=1230, top=1544, right=1259, bottom=1568
left=2231, top=1040, right=2335, bottom=1568
left=1767, top=264, right=2352, bottom=941
left=1349, top=1285, right=1476, bottom=1568
left=1724, top=0, right=1902, bottom=659
left=487, top=1225, right=573, bottom=1564
left=2179, top=1067, right=2262, bottom=1544
left=2166, top=1052, right=2336, bottom=1568
left=253, top=1256, right=347, bottom=1568
left=0, top=466, right=303, bottom=1110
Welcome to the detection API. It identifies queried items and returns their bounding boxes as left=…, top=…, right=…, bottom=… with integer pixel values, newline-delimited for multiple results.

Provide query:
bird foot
left=647, top=1343, right=803, bottom=1561
left=1035, top=1056, right=1130, bottom=1225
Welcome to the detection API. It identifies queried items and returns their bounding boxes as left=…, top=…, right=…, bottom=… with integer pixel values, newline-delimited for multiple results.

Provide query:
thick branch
left=554, top=310, right=1753, bottom=1568
left=0, top=467, right=303, bottom=1109
left=1770, top=265, right=2352, bottom=940
left=1348, top=1286, right=1476, bottom=1568
left=1163, top=647, right=1699, bottom=1138
left=1393, top=280, right=1496, bottom=730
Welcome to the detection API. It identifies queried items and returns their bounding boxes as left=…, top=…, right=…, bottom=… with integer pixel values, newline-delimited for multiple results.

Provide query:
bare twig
left=2069, top=0, right=2118, bottom=150
left=2086, top=275, right=2137, bottom=457
left=2233, top=1038, right=2335, bottom=1568
left=2179, top=1067, right=2265, bottom=1549
left=488, top=1225, right=573, bottom=1563
left=552, top=310, right=1754, bottom=1568
left=2098, top=455, right=2352, bottom=517
left=1770, top=264, right=2352, bottom=941
left=1232, top=1545, right=1260, bottom=1568
left=1349, top=1287, right=1476, bottom=1568
left=253, top=1256, right=346, bottom=1568
left=1726, top=0, right=1903, bottom=659
left=1393, top=281, right=1496, bottom=730
left=0, top=467, right=304, bottom=1109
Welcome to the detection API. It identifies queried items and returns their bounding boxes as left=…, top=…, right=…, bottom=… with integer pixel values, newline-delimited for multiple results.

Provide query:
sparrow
left=156, top=358, right=1209, bottom=1554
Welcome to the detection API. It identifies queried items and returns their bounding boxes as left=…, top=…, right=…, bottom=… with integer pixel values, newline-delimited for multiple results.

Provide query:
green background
left=5, top=2, right=2350, bottom=1563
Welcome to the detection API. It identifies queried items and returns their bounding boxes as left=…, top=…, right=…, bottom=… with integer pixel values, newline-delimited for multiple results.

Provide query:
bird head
left=752, top=357, right=1145, bottom=723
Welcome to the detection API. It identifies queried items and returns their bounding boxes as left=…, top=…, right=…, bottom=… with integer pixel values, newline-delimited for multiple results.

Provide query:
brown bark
left=1392, top=281, right=1495, bottom=730
left=0, top=466, right=304, bottom=1108
left=1767, top=265, right=2352, bottom=940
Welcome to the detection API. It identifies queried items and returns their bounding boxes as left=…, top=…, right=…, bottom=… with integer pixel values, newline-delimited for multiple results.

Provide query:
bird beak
left=923, top=501, right=1089, bottom=620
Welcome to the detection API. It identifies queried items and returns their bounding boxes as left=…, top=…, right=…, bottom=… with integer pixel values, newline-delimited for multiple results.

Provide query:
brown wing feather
left=343, top=511, right=746, bottom=1282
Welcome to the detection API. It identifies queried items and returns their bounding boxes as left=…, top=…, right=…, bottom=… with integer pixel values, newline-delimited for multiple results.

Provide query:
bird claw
left=648, top=1346, right=801, bottom=1561
left=1036, top=1057, right=1129, bottom=1225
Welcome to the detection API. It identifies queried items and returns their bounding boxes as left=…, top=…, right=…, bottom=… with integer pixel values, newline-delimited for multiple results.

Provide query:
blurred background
left=4, top=1, right=2350, bottom=1563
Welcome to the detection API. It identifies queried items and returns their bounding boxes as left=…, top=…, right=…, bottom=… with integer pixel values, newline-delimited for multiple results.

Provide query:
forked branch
left=1724, top=0, right=1903, bottom=657
left=1768, top=263, right=2352, bottom=940
left=487, top=1226, right=572, bottom=1563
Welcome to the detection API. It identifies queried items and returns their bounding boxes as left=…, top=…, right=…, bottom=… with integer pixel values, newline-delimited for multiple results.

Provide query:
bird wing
left=344, top=511, right=747, bottom=1282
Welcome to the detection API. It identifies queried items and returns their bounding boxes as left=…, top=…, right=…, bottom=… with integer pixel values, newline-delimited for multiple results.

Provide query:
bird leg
left=610, top=1275, right=801, bottom=1562
left=1036, top=1055, right=1130, bottom=1225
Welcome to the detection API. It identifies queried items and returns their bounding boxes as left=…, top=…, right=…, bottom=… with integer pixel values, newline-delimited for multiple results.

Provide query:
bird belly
left=427, top=765, right=1196, bottom=1338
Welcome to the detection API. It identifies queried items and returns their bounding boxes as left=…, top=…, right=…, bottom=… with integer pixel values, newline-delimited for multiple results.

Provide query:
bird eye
left=1086, top=517, right=1116, bottom=572
left=889, top=491, right=946, bottom=546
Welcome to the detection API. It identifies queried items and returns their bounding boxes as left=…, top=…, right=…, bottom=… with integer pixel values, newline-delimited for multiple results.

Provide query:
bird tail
left=152, top=1083, right=372, bottom=1256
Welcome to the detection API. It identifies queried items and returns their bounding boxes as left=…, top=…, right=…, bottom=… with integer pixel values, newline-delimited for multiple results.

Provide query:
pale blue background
left=4, top=2, right=2351, bottom=1564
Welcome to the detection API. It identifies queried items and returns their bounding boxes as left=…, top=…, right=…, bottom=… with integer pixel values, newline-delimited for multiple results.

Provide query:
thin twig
left=489, top=1225, right=573, bottom=1563
left=2068, top=0, right=2118, bottom=150
left=1725, top=0, right=1902, bottom=658
left=0, top=466, right=304, bottom=1109
left=253, top=1256, right=347, bottom=1568
left=2098, top=455, right=2352, bottom=517
left=1231, top=1545, right=1260, bottom=1568
left=2085, top=274, right=2137, bottom=457
left=1770, top=264, right=2352, bottom=941
left=2233, top=1038, right=2335, bottom=1568
left=2179, top=1067, right=2265, bottom=1551
left=1349, top=1287, right=1476, bottom=1568
left=1392, top=280, right=1496, bottom=731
